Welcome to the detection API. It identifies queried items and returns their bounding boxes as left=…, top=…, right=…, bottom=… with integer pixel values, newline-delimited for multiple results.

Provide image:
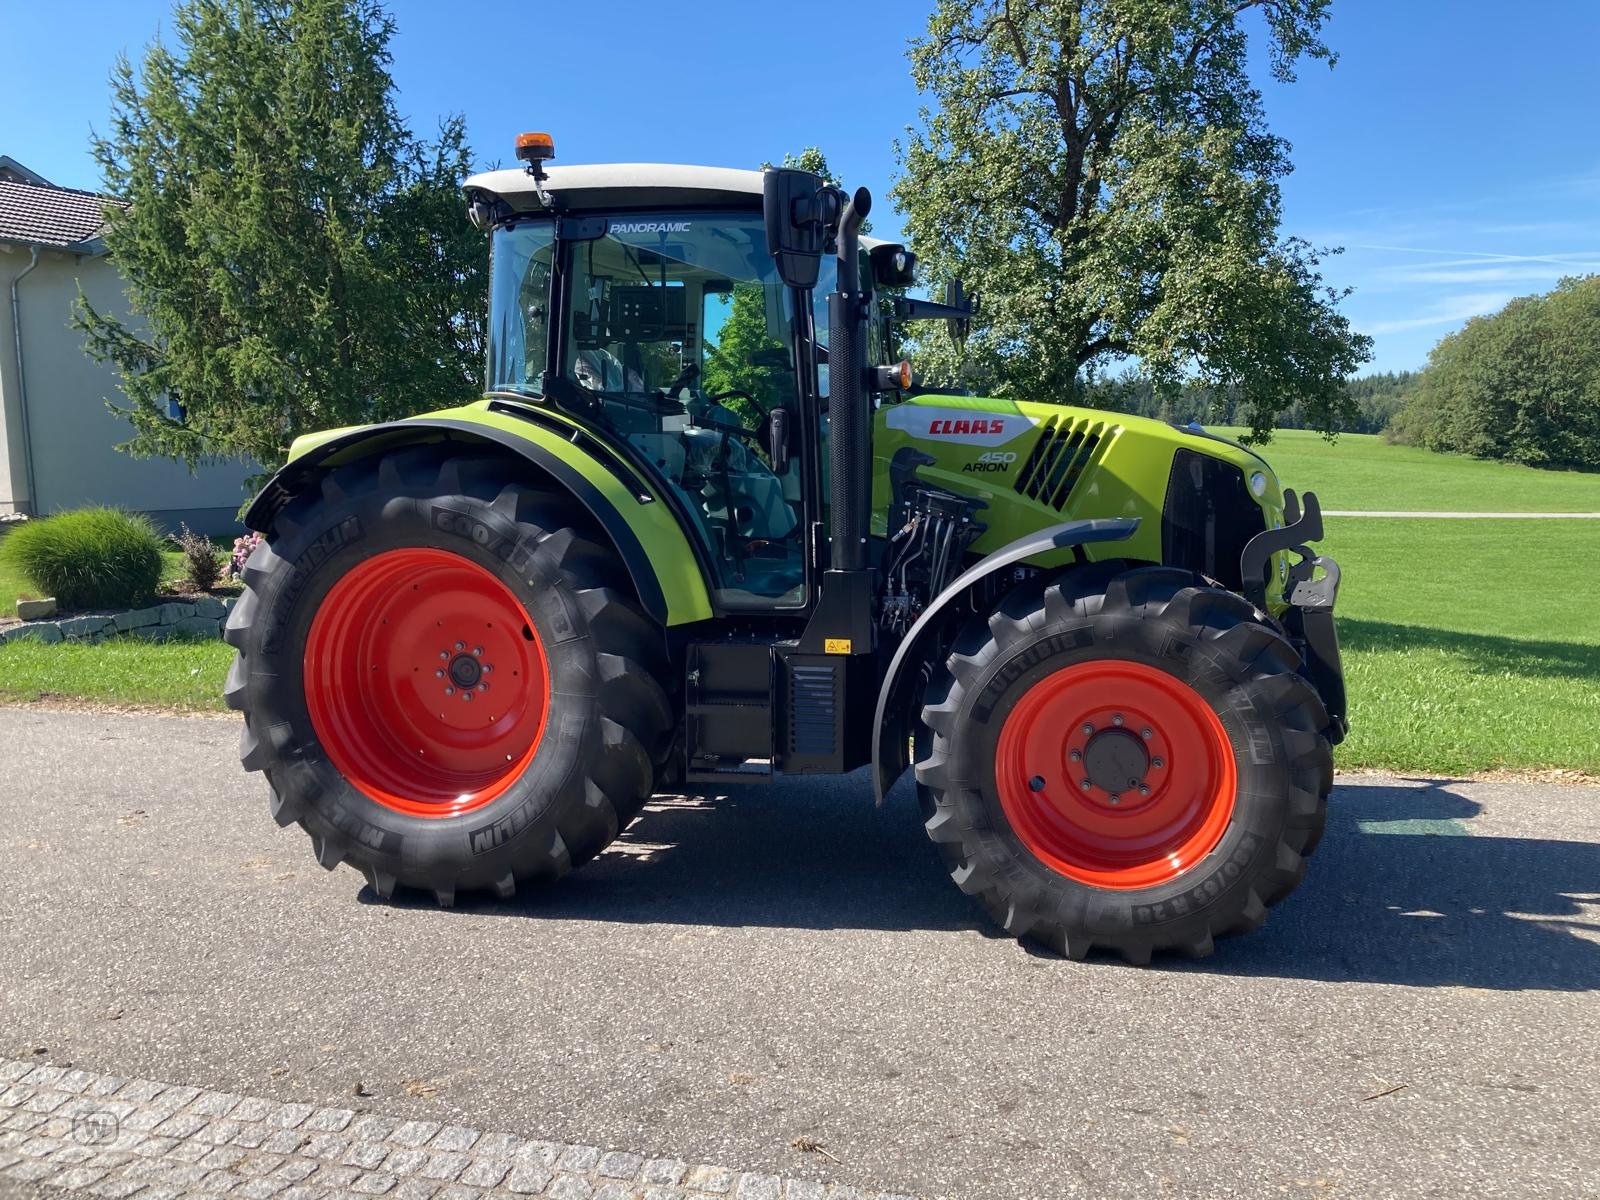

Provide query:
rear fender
left=243, top=407, right=714, bottom=627
left=871, top=517, right=1140, bottom=804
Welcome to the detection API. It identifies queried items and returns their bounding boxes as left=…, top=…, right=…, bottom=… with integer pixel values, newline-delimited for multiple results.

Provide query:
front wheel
left=914, top=564, right=1333, bottom=963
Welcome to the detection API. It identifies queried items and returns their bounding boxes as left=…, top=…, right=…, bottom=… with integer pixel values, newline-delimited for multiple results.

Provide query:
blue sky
left=4, top=0, right=1598, bottom=374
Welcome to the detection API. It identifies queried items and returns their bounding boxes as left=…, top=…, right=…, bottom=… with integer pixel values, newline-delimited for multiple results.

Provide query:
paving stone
left=388, top=1122, right=441, bottom=1150
left=153, top=1112, right=210, bottom=1139
left=7, top=1160, right=59, bottom=1183
left=310, top=1164, right=363, bottom=1190
left=200, top=1147, right=248, bottom=1170
left=261, top=1130, right=310, bottom=1156
left=304, top=1108, right=356, bottom=1133
left=134, top=1137, right=182, bottom=1158
left=556, top=1146, right=602, bottom=1173
left=233, top=1127, right=272, bottom=1150
left=428, top=1126, right=481, bottom=1154
left=58, top=1069, right=98, bottom=1095
left=0, top=1085, right=36, bottom=1107
left=191, top=1093, right=245, bottom=1119
left=548, top=1174, right=594, bottom=1200
left=352, top=1171, right=399, bottom=1195
left=89, top=1076, right=130, bottom=1098
left=231, top=1099, right=277, bottom=1123
left=269, top=1104, right=316, bottom=1130
left=125, top=1110, right=171, bottom=1133
left=22, top=1089, right=68, bottom=1113
left=469, top=1132, right=520, bottom=1159
left=780, top=1182, right=825, bottom=1200
left=0, top=1063, right=31, bottom=1085
left=150, top=1087, right=203, bottom=1112
left=5, top=1112, right=44, bottom=1133
left=732, top=1177, right=777, bottom=1200
left=642, top=1189, right=686, bottom=1200
left=342, top=1140, right=391, bottom=1170
left=170, top=1140, right=214, bottom=1162
left=91, top=1175, right=154, bottom=1198
left=280, top=1188, right=331, bottom=1200
left=51, top=1164, right=112, bottom=1189
left=196, top=1120, right=244, bottom=1145
left=597, top=1151, right=644, bottom=1180
left=120, top=1082, right=168, bottom=1105
left=306, top=1134, right=352, bottom=1160
left=592, top=1184, right=635, bottom=1200
left=21, top=1066, right=68, bottom=1087
left=434, top=1186, right=481, bottom=1200
left=456, top=1159, right=509, bottom=1189
left=418, top=1151, right=469, bottom=1181
left=390, top=1181, right=440, bottom=1200
left=50, top=1144, right=97, bottom=1165
left=348, top=1116, right=400, bottom=1143
left=503, top=1164, right=553, bottom=1194
left=274, top=1160, right=321, bottom=1184
left=382, top=1149, right=429, bottom=1176
left=236, top=1177, right=290, bottom=1199
left=642, top=1159, right=687, bottom=1187
left=683, top=1165, right=735, bottom=1194
left=512, top=1141, right=561, bottom=1168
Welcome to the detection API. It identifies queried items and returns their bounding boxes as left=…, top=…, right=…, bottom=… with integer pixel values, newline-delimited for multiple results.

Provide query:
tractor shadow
left=366, top=773, right=1600, bottom=991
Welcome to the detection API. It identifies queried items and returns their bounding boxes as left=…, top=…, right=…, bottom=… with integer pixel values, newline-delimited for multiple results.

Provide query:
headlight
left=1249, top=470, right=1268, bottom=498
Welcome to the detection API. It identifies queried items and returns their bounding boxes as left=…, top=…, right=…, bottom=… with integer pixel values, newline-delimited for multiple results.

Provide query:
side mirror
left=763, top=168, right=838, bottom=290
left=869, top=243, right=917, bottom=288
left=944, top=278, right=977, bottom=346
left=765, top=405, right=792, bottom=475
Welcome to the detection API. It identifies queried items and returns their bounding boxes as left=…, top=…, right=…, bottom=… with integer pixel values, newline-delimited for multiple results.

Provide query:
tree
left=1389, top=277, right=1600, bottom=470
left=77, top=0, right=486, bottom=474
left=892, top=0, right=1371, bottom=442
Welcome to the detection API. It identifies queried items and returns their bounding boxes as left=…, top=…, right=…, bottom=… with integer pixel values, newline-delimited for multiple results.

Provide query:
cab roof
left=463, top=163, right=765, bottom=214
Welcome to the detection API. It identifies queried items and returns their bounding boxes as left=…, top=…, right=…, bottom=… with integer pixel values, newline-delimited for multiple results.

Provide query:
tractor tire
left=224, top=446, right=673, bottom=905
left=914, top=563, right=1333, bottom=963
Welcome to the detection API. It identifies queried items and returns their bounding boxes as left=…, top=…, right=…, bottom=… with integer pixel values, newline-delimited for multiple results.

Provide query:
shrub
left=228, top=531, right=263, bottom=579
left=0, top=507, right=163, bottom=610
left=171, top=523, right=223, bottom=591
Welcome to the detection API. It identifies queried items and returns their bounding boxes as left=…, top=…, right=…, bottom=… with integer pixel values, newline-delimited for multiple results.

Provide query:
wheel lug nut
left=438, top=651, right=448, bottom=660
left=444, top=686, right=455, bottom=696
left=472, top=646, right=483, bottom=657
left=1081, top=724, right=1094, bottom=736
left=1108, top=793, right=1121, bottom=805
left=1139, top=785, right=1151, bottom=796
left=1068, top=749, right=1082, bottom=762
left=1028, top=775, right=1046, bottom=792
left=1080, top=779, right=1092, bottom=791
left=454, top=641, right=465, bottom=651
left=1141, top=727, right=1153, bottom=740
left=1152, top=758, right=1164, bottom=769
left=1112, top=713, right=1124, bottom=726
left=462, top=691, right=473, bottom=702
left=482, top=663, right=493, bottom=674
left=435, top=669, right=445, bottom=679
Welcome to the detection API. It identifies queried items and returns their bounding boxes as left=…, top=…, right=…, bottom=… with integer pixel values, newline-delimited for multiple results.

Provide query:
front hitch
left=1240, top=490, right=1348, bottom=742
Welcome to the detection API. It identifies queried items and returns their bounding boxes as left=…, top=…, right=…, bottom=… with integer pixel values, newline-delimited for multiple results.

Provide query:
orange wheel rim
left=303, top=547, right=549, bottom=818
left=994, top=660, right=1236, bottom=889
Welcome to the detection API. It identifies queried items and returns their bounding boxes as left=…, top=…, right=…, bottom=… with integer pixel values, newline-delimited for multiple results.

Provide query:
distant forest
left=1078, top=371, right=1418, bottom=435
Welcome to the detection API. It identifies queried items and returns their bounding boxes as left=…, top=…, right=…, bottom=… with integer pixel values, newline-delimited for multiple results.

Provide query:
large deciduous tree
left=892, top=0, right=1371, bottom=440
left=78, top=0, right=486, bottom=474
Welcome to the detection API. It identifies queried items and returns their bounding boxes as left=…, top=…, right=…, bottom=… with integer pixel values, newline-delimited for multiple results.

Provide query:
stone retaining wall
left=0, top=596, right=236, bottom=645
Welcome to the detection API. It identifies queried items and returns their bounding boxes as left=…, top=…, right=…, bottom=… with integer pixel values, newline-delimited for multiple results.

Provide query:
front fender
left=242, top=404, right=715, bottom=627
left=870, top=516, right=1141, bottom=805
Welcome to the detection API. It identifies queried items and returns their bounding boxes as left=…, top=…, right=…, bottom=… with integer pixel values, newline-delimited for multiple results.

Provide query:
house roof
left=0, top=169, right=119, bottom=251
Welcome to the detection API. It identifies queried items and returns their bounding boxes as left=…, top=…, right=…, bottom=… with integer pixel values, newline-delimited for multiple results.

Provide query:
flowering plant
left=229, top=531, right=263, bottom=579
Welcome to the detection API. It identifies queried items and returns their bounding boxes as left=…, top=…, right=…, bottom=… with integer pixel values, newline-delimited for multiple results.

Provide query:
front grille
left=1014, top=416, right=1111, bottom=511
left=789, top=665, right=838, bottom=756
left=1160, top=449, right=1267, bottom=592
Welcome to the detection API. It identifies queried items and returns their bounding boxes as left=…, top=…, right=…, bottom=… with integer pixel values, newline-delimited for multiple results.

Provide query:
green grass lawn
left=0, top=635, right=234, bottom=710
left=1332, top=518, right=1600, bottom=774
left=1219, top=427, right=1600, bottom=512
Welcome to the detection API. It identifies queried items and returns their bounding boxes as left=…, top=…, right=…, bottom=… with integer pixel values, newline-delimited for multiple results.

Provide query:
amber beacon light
left=515, top=132, right=556, bottom=165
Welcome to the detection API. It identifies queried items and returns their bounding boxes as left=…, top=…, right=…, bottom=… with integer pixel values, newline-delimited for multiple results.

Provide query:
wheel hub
left=1083, top=727, right=1149, bottom=796
left=447, top=650, right=484, bottom=690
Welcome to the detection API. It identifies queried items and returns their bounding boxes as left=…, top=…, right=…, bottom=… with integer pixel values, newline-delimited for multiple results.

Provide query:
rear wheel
left=224, top=447, right=672, bottom=905
left=914, top=564, right=1333, bottom=962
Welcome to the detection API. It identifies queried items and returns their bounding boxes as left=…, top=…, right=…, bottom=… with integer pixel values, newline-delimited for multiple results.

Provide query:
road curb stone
left=0, top=1057, right=916, bottom=1200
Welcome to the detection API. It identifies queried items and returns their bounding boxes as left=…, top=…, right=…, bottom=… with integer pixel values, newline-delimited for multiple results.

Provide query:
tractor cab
left=466, top=161, right=888, bottom=612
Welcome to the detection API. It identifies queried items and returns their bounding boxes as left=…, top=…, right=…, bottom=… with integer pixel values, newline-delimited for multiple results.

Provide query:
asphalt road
left=2, top=708, right=1597, bottom=1199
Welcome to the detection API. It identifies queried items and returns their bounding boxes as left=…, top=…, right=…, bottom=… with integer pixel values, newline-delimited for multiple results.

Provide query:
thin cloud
left=1360, top=292, right=1515, bottom=336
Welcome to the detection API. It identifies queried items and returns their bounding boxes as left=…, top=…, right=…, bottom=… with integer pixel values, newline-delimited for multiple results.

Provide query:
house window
left=165, top=396, right=185, bottom=422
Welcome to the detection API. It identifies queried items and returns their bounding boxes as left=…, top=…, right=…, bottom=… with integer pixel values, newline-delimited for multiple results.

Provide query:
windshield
left=486, top=210, right=809, bottom=607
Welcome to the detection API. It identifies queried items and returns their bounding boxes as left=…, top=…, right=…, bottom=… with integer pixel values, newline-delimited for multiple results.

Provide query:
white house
left=0, top=156, right=252, bottom=535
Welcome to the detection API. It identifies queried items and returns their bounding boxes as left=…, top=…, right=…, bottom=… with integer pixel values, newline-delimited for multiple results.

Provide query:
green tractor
left=226, top=134, right=1346, bottom=962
